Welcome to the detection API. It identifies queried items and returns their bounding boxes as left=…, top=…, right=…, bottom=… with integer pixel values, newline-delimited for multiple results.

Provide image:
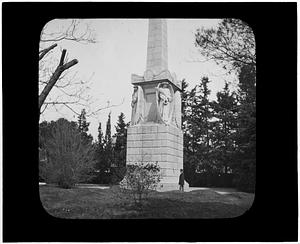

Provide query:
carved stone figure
left=156, top=82, right=174, bottom=125
left=174, top=90, right=182, bottom=128
left=131, top=86, right=144, bottom=125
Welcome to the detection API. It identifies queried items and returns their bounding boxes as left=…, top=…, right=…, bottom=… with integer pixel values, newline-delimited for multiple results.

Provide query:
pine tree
left=40, top=118, right=96, bottom=188
left=190, top=77, right=213, bottom=169
left=211, top=82, right=238, bottom=174
left=195, top=18, right=255, bottom=71
left=183, top=77, right=214, bottom=184
left=233, top=64, right=256, bottom=192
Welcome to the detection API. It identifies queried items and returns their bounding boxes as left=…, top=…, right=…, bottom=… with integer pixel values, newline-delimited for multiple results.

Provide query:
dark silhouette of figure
left=179, top=169, right=184, bottom=192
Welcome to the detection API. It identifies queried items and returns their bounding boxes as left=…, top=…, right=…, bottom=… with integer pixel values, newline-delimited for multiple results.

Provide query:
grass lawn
left=39, top=185, right=254, bottom=219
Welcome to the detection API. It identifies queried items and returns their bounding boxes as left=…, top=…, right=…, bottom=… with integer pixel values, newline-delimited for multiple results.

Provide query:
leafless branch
left=63, top=103, right=81, bottom=116
left=90, top=98, right=125, bottom=116
left=39, top=43, right=57, bottom=61
left=40, top=20, right=96, bottom=45
left=39, top=49, right=78, bottom=115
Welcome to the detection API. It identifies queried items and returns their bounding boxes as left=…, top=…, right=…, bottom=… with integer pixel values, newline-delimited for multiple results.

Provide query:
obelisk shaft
left=146, top=19, right=168, bottom=75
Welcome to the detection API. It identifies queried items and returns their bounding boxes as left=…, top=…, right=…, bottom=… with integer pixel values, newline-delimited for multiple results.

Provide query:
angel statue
left=155, top=82, right=174, bottom=125
left=131, top=85, right=145, bottom=125
left=174, top=90, right=182, bottom=128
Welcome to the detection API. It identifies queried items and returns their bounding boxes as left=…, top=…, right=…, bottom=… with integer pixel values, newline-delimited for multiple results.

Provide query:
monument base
left=127, top=123, right=189, bottom=191
left=157, top=181, right=190, bottom=192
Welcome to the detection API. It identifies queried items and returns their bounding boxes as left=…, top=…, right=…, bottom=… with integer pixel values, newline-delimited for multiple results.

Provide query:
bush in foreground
left=119, top=162, right=161, bottom=206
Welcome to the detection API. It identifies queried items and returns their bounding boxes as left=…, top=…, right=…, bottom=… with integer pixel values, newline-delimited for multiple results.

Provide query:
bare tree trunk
left=39, top=49, right=78, bottom=118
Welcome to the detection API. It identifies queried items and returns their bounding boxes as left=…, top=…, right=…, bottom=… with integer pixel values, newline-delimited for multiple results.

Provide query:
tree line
left=184, top=18, right=256, bottom=192
left=39, top=109, right=129, bottom=187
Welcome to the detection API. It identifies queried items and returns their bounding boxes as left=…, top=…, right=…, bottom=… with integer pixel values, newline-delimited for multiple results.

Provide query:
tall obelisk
left=127, top=19, right=186, bottom=191
left=146, top=19, right=168, bottom=75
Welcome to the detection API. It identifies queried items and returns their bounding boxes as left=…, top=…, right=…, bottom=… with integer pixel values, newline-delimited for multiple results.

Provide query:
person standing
left=179, top=169, right=185, bottom=192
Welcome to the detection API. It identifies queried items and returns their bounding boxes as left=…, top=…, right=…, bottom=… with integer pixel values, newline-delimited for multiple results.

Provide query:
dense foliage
left=195, top=18, right=255, bottom=71
left=39, top=111, right=130, bottom=187
left=183, top=18, right=256, bottom=192
left=39, top=118, right=96, bottom=188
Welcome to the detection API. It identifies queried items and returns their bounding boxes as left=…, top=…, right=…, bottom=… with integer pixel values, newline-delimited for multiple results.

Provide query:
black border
left=2, top=2, right=297, bottom=242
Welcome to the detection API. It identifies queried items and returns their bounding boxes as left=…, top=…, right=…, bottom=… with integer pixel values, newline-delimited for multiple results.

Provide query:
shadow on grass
left=39, top=185, right=254, bottom=219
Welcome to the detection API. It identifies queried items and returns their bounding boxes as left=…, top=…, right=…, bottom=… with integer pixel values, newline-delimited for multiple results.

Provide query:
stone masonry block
left=127, top=134, right=134, bottom=141
left=150, top=125, right=158, bottom=133
left=137, top=126, right=143, bottom=134
left=143, top=154, right=153, bottom=162
left=159, top=168, right=178, bottom=178
left=167, top=133, right=174, bottom=142
left=158, top=161, right=173, bottom=168
left=166, top=154, right=174, bottom=162
left=152, top=140, right=159, bottom=147
left=158, top=126, right=167, bottom=133
left=127, top=123, right=183, bottom=189
left=142, top=133, right=157, bottom=140
left=152, top=148, right=162, bottom=154
left=160, top=178, right=178, bottom=185
left=127, top=127, right=133, bottom=134
left=143, top=141, right=153, bottom=147
left=161, top=155, right=168, bottom=161
left=160, top=139, right=168, bottom=147
left=141, top=148, right=153, bottom=155
left=127, top=154, right=141, bottom=162
left=133, top=141, right=142, bottom=148
left=142, top=126, right=151, bottom=134
left=129, top=148, right=141, bottom=155
left=127, top=141, right=133, bottom=148
left=132, top=126, right=139, bottom=134
left=152, top=155, right=161, bottom=162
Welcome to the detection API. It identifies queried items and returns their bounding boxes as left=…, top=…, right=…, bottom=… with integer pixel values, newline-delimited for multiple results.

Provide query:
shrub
left=40, top=119, right=96, bottom=188
left=119, top=162, right=161, bottom=205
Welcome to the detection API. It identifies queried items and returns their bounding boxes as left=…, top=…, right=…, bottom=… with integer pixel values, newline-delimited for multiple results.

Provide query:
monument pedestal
left=127, top=123, right=188, bottom=191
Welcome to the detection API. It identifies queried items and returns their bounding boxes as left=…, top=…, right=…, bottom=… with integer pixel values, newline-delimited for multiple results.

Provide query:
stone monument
left=126, top=19, right=187, bottom=191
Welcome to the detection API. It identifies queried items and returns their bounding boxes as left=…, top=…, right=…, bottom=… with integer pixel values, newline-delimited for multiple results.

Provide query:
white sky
left=40, top=19, right=238, bottom=140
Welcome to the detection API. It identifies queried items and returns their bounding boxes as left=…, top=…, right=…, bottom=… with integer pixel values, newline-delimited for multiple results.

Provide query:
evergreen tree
left=211, top=82, right=238, bottom=174
left=114, top=112, right=127, bottom=166
left=100, top=112, right=113, bottom=183
left=111, top=112, right=128, bottom=183
left=39, top=118, right=96, bottom=188
left=194, top=19, right=256, bottom=191
left=92, top=122, right=106, bottom=184
left=104, top=112, right=112, bottom=148
left=97, top=122, right=104, bottom=147
left=183, top=77, right=214, bottom=184
left=232, top=64, right=256, bottom=192
left=195, top=18, right=256, bottom=71
left=78, top=109, right=90, bottom=133
left=77, top=108, right=93, bottom=144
